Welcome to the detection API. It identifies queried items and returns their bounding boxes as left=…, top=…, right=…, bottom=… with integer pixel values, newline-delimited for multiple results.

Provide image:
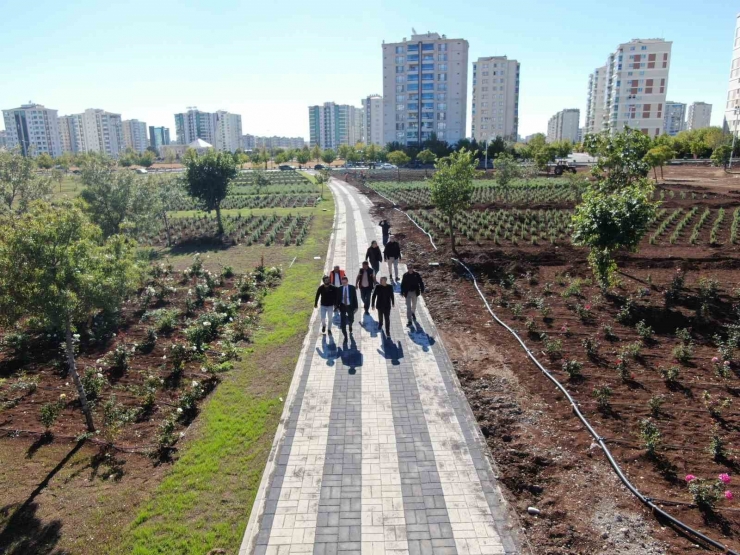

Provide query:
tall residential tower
left=546, top=109, right=580, bottom=143
left=585, top=65, right=607, bottom=135
left=663, top=101, right=686, bottom=136
left=362, top=95, right=384, bottom=146
left=174, top=108, right=218, bottom=146
left=471, top=56, right=519, bottom=142
left=308, top=102, right=363, bottom=149
left=122, top=119, right=149, bottom=153
left=2, top=102, right=63, bottom=157
left=724, top=13, right=740, bottom=135
left=687, top=102, right=712, bottom=130
left=382, top=31, right=468, bottom=146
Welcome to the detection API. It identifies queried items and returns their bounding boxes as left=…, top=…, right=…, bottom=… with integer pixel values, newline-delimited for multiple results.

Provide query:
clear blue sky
left=1, top=0, right=735, bottom=140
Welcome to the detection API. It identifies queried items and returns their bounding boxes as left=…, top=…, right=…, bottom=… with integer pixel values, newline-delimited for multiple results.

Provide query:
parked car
left=278, top=165, right=295, bottom=171
left=314, top=164, right=326, bottom=170
left=135, top=168, right=148, bottom=174
left=378, top=163, right=397, bottom=170
left=477, top=159, right=494, bottom=170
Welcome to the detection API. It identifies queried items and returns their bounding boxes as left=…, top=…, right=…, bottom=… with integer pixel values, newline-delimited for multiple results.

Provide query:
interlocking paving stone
left=240, top=180, right=520, bottom=555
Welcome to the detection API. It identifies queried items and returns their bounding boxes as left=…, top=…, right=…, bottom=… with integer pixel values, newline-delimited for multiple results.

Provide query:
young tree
left=493, top=152, right=521, bottom=186
left=79, top=159, right=155, bottom=237
left=150, top=175, right=186, bottom=247
left=387, top=150, right=410, bottom=181
left=337, top=144, right=351, bottom=162
left=644, top=145, right=674, bottom=182
left=0, top=201, right=141, bottom=431
left=416, top=149, right=437, bottom=177
left=584, top=127, right=651, bottom=191
left=36, top=152, right=54, bottom=170
left=321, top=149, right=337, bottom=165
left=183, top=150, right=238, bottom=234
left=711, top=145, right=732, bottom=170
left=365, top=144, right=379, bottom=163
left=296, top=149, right=311, bottom=167
left=429, top=148, right=477, bottom=254
left=139, top=150, right=156, bottom=168
left=311, top=144, right=322, bottom=163
left=0, top=149, right=53, bottom=213
left=51, top=168, right=65, bottom=193
left=314, top=170, right=329, bottom=199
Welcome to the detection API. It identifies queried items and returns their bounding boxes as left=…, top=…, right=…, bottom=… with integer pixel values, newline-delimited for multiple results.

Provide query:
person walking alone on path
left=378, top=220, right=392, bottom=245
left=401, top=265, right=425, bottom=327
left=335, top=276, right=358, bottom=341
left=365, top=241, right=382, bottom=276
left=384, top=236, right=401, bottom=282
left=314, top=276, right=337, bottom=336
left=355, top=261, right=376, bottom=315
left=371, top=276, right=395, bottom=338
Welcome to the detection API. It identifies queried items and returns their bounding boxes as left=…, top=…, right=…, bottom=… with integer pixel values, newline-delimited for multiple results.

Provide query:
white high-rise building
left=122, top=119, right=149, bottom=153
left=58, top=114, right=86, bottom=154
left=471, top=56, right=519, bottom=142
left=724, top=13, right=740, bottom=135
left=362, top=95, right=384, bottom=146
left=546, top=109, right=580, bottom=143
left=585, top=65, right=607, bottom=135
left=2, top=102, right=63, bottom=157
left=663, top=101, right=686, bottom=136
left=382, top=31, right=469, bottom=146
left=174, top=108, right=219, bottom=145
left=308, top=103, right=363, bottom=149
left=687, top=102, right=712, bottom=130
left=79, top=109, right=125, bottom=157
left=215, top=111, right=243, bottom=152
left=595, top=38, right=672, bottom=137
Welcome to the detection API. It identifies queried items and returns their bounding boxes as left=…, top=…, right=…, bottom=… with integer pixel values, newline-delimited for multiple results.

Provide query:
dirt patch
left=352, top=168, right=740, bottom=554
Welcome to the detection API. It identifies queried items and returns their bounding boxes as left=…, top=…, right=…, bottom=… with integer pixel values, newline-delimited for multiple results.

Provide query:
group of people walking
left=313, top=219, right=425, bottom=342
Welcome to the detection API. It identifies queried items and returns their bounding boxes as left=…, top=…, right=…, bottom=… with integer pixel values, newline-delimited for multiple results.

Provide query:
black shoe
left=412, top=314, right=417, bottom=322
left=349, top=324, right=353, bottom=333
left=407, top=320, right=412, bottom=327
left=364, top=310, right=369, bottom=315
left=322, top=324, right=326, bottom=334
left=327, top=329, right=332, bottom=336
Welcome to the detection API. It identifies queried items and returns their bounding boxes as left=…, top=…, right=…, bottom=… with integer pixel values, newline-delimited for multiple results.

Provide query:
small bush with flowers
left=685, top=473, right=733, bottom=511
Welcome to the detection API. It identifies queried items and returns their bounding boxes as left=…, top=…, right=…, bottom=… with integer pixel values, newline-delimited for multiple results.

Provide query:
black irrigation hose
left=453, top=256, right=739, bottom=555
left=369, top=181, right=740, bottom=554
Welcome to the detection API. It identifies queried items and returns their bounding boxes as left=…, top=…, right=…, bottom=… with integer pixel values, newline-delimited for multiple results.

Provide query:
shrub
left=524, top=318, right=537, bottom=335
left=697, top=277, right=719, bottom=303
left=102, top=395, right=142, bottom=440
left=686, top=474, right=733, bottom=512
left=82, top=368, right=107, bottom=401
left=511, top=303, right=523, bottom=319
left=582, top=336, right=600, bottom=358
left=593, top=385, right=612, bottom=410
left=635, top=320, right=653, bottom=342
left=708, top=427, right=727, bottom=461
left=543, top=336, right=563, bottom=359
left=615, top=298, right=635, bottom=324
left=703, top=391, right=731, bottom=418
left=574, top=303, right=593, bottom=321
left=154, top=414, right=177, bottom=457
left=602, top=324, right=616, bottom=340
left=222, top=265, right=234, bottom=278
left=107, top=344, right=131, bottom=371
left=676, top=327, right=692, bottom=344
left=615, top=357, right=630, bottom=381
left=177, top=380, right=205, bottom=419
left=673, top=342, right=694, bottom=364
left=648, top=395, right=664, bottom=416
left=140, top=328, right=157, bottom=353
left=237, top=275, right=257, bottom=301
left=185, top=312, right=226, bottom=351
left=168, top=343, right=190, bottom=373
left=40, top=397, right=65, bottom=429
left=660, top=365, right=680, bottom=384
left=562, top=360, right=582, bottom=379
left=1, top=331, right=32, bottom=359
left=639, top=418, right=661, bottom=457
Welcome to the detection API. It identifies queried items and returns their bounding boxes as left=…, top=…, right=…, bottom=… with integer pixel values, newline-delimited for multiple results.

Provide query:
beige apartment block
left=725, top=14, right=740, bottom=134
left=382, top=31, right=468, bottom=146
left=361, top=94, right=384, bottom=146
left=80, top=109, right=125, bottom=157
left=471, top=56, right=519, bottom=142
left=122, top=119, right=149, bottom=153
left=585, top=65, right=607, bottom=135
left=2, top=102, right=63, bottom=157
left=547, top=109, right=580, bottom=143
left=687, top=102, right=712, bottom=130
left=605, top=39, right=672, bottom=137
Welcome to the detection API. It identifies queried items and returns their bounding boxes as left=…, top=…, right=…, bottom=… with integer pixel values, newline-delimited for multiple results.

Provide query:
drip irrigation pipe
left=453, top=256, right=739, bottom=555
left=366, top=179, right=740, bottom=554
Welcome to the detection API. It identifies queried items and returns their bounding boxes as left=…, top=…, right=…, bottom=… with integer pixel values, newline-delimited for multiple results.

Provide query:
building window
left=395, top=56, right=405, bottom=64
left=438, top=43, right=447, bottom=51
left=408, top=103, right=419, bottom=110
left=408, top=74, right=418, bottom=81
left=438, top=54, right=447, bottom=62
left=396, top=85, right=405, bottom=93
left=421, top=73, right=434, bottom=80
left=437, top=103, right=447, bottom=110
left=437, top=83, right=447, bottom=91
left=421, top=83, right=434, bottom=91
left=395, top=46, right=403, bottom=53
left=396, top=104, right=405, bottom=111
left=407, top=44, right=419, bottom=52
left=407, top=54, right=419, bottom=62
left=396, top=95, right=405, bottom=102
left=396, top=66, right=404, bottom=73
left=422, top=92, right=434, bottom=100
left=438, top=73, right=447, bottom=81
left=422, top=43, right=434, bottom=51
left=396, top=75, right=405, bottom=83
left=437, top=112, right=446, bottom=120
left=421, top=63, right=434, bottom=71
left=408, top=83, right=419, bottom=91
left=437, top=93, right=446, bottom=101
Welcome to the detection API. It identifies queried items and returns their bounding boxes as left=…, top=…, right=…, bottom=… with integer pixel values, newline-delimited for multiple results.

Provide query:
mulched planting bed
left=350, top=169, right=740, bottom=553
left=0, top=255, right=281, bottom=458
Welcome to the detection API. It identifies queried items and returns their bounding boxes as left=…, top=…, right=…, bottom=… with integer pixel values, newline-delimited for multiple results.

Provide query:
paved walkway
left=240, top=179, right=520, bottom=555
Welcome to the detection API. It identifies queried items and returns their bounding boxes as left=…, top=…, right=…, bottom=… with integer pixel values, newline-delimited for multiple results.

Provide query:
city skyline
left=0, top=0, right=735, bottom=140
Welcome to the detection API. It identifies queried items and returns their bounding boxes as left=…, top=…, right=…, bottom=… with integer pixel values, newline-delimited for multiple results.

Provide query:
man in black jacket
left=355, top=261, right=376, bottom=314
left=314, top=276, right=336, bottom=335
left=371, top=276, right=395, bottom=337
left=400, top=265, right=425, bottom=327
left=365, top=240, right=382, bottom=275
left=379, top=220, right=391, bottom=245
left=335, top=276, right=358, bottom=341
left=384, top=236, right=401, bottom=282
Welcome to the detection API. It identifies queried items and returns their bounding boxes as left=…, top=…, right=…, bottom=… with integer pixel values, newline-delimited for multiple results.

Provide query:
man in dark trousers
left=314, top=275, right=337, bottom=336
left=355, top=261, right=376, bottom=314
left=378, top=220, right=391, bottom=245
left=365, top=240, right=382, bottom=276
left=371, top=276, right=395, bottom=338
left=335, top=276, right=358, bottom=341
left=384, top=236, right=401, bottom=282
left=401, top=265, right=425, bottom=327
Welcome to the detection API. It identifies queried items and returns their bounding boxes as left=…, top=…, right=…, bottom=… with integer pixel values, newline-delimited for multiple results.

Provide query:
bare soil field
left=351, top=166, right=740, bottom=554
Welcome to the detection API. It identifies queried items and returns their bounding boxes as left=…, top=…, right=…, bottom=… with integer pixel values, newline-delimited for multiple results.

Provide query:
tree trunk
left=215, top=204, right=224, bottom=235
left=653, top=167, right=658, bottom=182
left=163, top=211, right=172, bottom=247
left=449, top=217, right=457, bottom=254
left=660, top=164, right=664, bottom=180
left=66, top=319, right=95, bottom=432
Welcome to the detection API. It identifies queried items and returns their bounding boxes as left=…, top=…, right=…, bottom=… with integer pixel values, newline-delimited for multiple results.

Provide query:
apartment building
left=308, top=102, right=363, bottom=149
left=149, top=126, right=171, bottom=149
left=2, top=102, right=63, bottom=157
left=77, top=109, right=125, bottom=157
left=592, top=38, right=672, bottom=137
left=725, top=13, right=740, bottom=134
left=214, top=111, right=242, bottom=153
left=174, top=108, right=218, bottom=145
left=123, top=119, right=149, bottom=153
left=471, top=56, right=519, bottom=142
left=382, top=32, right=468, bottom=146
left=362, top=95, right=384, bottom=146
left=585, top=65, right=607, bottom=135
left=663, top=101, right=686, bottom=136
left=58, top=114, right=86, bottom=153
left=687, top=102, right=712, bottom=130
left=546, top=109, right=580, bottom=143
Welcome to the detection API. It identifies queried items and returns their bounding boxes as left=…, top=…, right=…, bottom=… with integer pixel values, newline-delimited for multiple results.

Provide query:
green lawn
left=51, top=175, right=82, bottom=200
left=112, top=187, right=335, bottom=555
